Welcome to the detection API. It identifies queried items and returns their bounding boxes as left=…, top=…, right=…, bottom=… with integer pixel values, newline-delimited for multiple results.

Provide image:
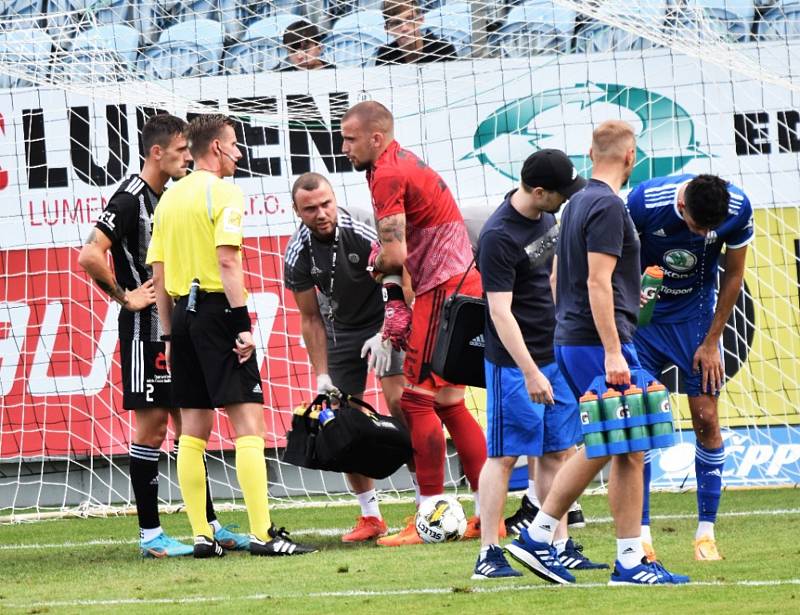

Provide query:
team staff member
left=284, top=171, right=407, bottom=542
left=79, top=114, right=247, bottom=557
left=627, top=174, right=753, bottom=561
left=473, top=150, right=606, bottom=579
left=513, top=121, right=689, bottom=585
left=341, top=101, right=490, bottom=546
left=147, top=114, right=315, bottom=558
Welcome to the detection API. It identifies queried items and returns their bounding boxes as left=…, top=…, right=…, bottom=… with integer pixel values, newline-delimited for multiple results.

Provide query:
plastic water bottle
left=318, top=407, right=335, bottom=427
left=646, top=382, right=675, bottom=446
left=623, top=386, right=649, bottom=448
left=601, top=389, right=628, bottom=454
left=638, top=266, right=664, bottom=326
left=579, top=392, right=606, bottom=455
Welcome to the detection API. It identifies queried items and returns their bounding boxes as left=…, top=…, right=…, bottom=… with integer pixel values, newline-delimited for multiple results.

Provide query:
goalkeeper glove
left=360, top=332, right=393, bottom=377
left=381, top=275, right=412, bottom=351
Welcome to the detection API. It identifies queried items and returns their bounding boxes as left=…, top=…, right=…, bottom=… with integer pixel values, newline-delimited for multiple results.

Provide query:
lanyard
left=308, top=225, right=339, bottom=321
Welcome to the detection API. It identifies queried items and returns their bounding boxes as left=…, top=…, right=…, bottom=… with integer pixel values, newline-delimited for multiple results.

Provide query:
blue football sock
left=642, top=450, right=652, bottom=527
left=695, top=441, right=725, bottom=523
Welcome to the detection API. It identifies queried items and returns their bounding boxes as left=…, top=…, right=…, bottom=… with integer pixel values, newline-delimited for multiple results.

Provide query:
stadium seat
left=70, top=23, right=140, bottom=67
left=0, top=26, right=53, bottom=89
left=323, top=9, right=387, bottom=67
left=245, top=12, right=307, bottom=42
left=423, top=2, right=473, bottom=57
left=574, top=0, right=667, bottom=54
left=757, top=1, right=800, bottom=41
left=683, top=0, right=757, bottom=42
left=44, top=0, right=132, bottom=30
left=1, top=0, right=44, bottom=22
left=489, top=0, right=576, bottom=57
left=138, top=17, right=225, bottom=80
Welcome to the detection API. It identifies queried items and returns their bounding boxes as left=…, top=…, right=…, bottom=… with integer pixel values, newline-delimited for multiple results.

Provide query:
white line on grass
left=2, top=507, right=799, bottom=551
left=6, top=579, right=800, bottom=609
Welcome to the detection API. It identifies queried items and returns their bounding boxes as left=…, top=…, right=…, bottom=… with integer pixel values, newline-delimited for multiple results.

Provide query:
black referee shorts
left=170, top=293, right=264, bottom=409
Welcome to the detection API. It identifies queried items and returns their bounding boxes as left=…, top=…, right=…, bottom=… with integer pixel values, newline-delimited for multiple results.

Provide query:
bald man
left=504, top=121, right=689, bottom=586
left=341, top=101, right=492, bottom=546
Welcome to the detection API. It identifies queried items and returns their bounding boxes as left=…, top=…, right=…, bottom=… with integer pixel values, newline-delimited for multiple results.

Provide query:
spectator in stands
left=280, top=20, right=333, bottom=71
left=376, top=0, right=456, bottom=65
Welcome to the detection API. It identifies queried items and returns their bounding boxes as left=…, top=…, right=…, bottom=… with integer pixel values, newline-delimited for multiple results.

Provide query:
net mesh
left=1, top=0, right=799, bottom=520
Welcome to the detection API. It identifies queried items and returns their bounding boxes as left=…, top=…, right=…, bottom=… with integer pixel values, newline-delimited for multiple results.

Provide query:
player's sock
left=641, top=524, right=652, bottom=544
left=473, top=490, right=480, bottom=517
left=130, top=443, right=161, bottom=536
left=203, top=450, right=217, bottom=524
left=554, top=538, right=568, bottom=555
left=642, top=449, right=652, bottom=527
left=409, top=472, right=421, bottom=506
left=696, top=520, right=715, bottom=541
left=435, top=400, right=487, bottom=490
left=527, top=480, right=540, bottom=507
left=235, top=435, right=271, bottom=541
left=617, top=537, right=645, bottom=569
left=528, top=511, right=559, bottom=544
left=209, top=519, right=222, bottom=533
left=177, top=435, right=213, bottom=538
left=402, top=390, right=445, bottom=496
left=357, top=489, right=381, bottom=519
left=695, top=441, right=725, bottom=530
left=140, top=526, right=163, bottom=543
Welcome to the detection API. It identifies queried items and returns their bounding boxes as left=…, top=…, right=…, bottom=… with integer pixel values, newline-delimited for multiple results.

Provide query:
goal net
left=1, top=0, right=798, bottom=520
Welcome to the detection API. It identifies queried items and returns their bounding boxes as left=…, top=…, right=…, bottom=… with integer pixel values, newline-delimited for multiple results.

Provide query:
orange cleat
left=463, top=515, right=508, bottom=540
left=694, top=534, right=723, bottom=561
left=376, top=516, right=424, bottom=547
left=341, top=516, right=388, bottom=543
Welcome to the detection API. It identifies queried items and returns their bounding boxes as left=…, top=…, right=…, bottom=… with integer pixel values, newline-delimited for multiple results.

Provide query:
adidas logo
left=149, top=477, right=159, bottom=485
left=707, top=469, right=722, bottom=478
left=252, top=383, right=262, bottom=393
left=653, top=228, right=666, bottom=237
left=539, top=524, right=552, bottom=531
left=469, top=334, right=485, bottom=348
left=622, top=547, right=635, bottom=554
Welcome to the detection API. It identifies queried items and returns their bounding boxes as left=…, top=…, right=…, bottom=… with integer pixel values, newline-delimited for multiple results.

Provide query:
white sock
left=140, top=526, right=163, bottom=543
left=617, top=537, right=645, bottom=569
left=357, top=489, right=381, bottom=519
left=526, top=480, right=540, bottom=506
left=554, top=538, right=568, bottom=555
left=528, top=511, right=558, bottom=544
left=209, top=519, right=222, bottom=533
left=568, top=500, right=582, bottom=512
left=696, top=521, right=715, bottom=540
left=419, top=493, right=442, bottom=507
left=410, top=472, right=421, bottom=506
left=479, top=544, right=492, bottom=560
left=640, top=524, right=652, bottom=544
left=473, top=491, right=480, bottom=517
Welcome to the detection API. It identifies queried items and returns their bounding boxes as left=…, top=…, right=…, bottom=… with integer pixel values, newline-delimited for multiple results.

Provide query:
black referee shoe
left=193, top=535, right=225, bottom=558
left=250, top=524, right=318, bottom=556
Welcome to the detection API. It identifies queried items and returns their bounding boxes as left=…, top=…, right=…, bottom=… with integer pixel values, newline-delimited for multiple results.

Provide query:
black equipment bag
left=283, top=394, right=412, bottom=479
left=430, top=262, right=486, bottom=388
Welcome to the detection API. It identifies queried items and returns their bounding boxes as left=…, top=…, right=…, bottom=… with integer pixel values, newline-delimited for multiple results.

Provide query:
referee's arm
left=218, top=244, right=254, bottom=362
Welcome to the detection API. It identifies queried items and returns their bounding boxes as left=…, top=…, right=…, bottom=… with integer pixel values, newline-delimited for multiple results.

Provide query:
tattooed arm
left=374, top=213, right=407, bottom=275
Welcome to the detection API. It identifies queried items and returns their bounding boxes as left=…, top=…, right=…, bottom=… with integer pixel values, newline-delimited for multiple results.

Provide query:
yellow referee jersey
left=146, top=170, right=246, bottom=297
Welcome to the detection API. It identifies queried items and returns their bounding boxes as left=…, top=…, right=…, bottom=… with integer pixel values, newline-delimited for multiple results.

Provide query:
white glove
left=360, top=332, right=393, bottom=377
left=316, top=373, right=338, bottom=395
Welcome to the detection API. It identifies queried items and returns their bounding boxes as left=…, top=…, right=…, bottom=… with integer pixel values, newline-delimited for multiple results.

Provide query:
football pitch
left=2, top=489, right=799, bottom=614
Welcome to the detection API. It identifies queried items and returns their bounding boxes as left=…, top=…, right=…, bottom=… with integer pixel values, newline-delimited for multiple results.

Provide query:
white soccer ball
left=415, top=495, right=467, bottom=543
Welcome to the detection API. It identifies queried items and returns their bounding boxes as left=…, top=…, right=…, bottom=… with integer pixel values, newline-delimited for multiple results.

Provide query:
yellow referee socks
left=177, top=435, right=213, bottom=538
left=235, top=435, right=271, bottom=541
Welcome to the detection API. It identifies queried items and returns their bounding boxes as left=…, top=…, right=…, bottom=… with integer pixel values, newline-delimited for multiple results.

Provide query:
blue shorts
left=633, top=318, right=720, bottom=397
left=554, top=343, right=642, bottom=399
left=485, top=360, right=582, bottom=458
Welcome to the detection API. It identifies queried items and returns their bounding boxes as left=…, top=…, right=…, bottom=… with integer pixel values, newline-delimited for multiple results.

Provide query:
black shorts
left=119, top=339, right=173, bottom=410
left=170, top=293, right=264, bottom=409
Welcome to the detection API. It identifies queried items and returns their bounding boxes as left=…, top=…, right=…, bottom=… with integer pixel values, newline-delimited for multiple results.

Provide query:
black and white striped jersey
left=95, top=175, right=162, bottom=342
left=283, top=208, right=384, bottom=331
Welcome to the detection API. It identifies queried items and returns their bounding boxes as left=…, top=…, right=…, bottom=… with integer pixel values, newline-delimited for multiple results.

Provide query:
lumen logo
left=463, top=82, right=708, bottom=187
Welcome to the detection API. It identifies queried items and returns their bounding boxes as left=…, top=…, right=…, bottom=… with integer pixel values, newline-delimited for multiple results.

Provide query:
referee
left=146, top=114, right=315, bottom=558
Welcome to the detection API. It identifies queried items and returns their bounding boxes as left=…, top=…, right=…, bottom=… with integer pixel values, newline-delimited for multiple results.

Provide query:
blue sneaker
left=140, top=532, right=194, bottom=558
left=608, top=558, right=691, bottom=586
left=558, top=539, right=610, bottom=570
left=472, top=545, right=523, bottom=580
left=215, top=524, right=250, bottom=551
left=504, top=530, right=575, bottom=585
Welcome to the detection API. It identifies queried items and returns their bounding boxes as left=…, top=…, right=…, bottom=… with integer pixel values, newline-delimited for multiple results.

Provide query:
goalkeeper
left=627, top=173, right=753, bottom=562
left=283, top=171, right=407, bottom=543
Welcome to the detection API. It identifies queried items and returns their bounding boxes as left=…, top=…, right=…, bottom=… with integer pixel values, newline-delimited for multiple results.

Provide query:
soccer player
left=146, top=114, right=315, bottom=558
left=509, top=120, right=689, bottom=585
left=473, top=149, right=608, bottom=579
left=279, top=21, right=333, bottom=71
left=376, top=0, right=456, bottom=65
left=78, top=114, right=248, bottom=557
left=284, top=171, right=406, bottom=542
left=341, top=101, right=491, bottom=546
left=627, top=173, right=753, bottom=561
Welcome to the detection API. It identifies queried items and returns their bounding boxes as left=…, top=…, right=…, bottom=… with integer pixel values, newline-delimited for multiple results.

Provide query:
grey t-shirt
left=283, top=208, right=384, bottom=331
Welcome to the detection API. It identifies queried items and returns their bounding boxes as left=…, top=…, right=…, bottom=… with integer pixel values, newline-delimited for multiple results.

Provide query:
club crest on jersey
left=663, top=249, right=697, bottom=273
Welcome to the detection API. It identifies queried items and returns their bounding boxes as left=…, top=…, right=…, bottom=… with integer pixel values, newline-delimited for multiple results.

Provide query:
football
left=414, top=496, right=467, bottom=543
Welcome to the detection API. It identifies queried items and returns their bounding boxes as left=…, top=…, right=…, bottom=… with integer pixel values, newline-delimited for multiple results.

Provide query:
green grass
left=2, top=489, right=799, bottom=614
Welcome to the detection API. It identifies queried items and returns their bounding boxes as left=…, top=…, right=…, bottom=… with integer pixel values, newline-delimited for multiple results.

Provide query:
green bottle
left=623, top=386, right=649, bottom=450
left=579, top=391, right=606, bottom=457
left=646, top=381, right=675, bottom=448
left=601, top=389, right=629, bottom=454
left=638, top=265, right=664, bottom=326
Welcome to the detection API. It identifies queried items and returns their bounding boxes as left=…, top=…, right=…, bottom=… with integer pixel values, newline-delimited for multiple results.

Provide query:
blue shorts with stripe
left=554, top=343, right=642, bottom=399
left=485, top=359, right=582, bottom=458
left=633, top=317, right=719, bottom=397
